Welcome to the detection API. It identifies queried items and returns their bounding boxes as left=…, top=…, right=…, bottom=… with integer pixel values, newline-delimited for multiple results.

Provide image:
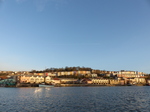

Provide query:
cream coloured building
left=29, top=76, right=45, bottom=84
left=91, top=74, right=97, bottom=78
left=60, top=78, right=77, bottom=83
left=19, top=75, right=45, bottom=84
left=134, top=78, right=146, bottom=84
left=30, top=76, right=35, bottom=84
left=117, top=71, right=145, bottom=78
left=92, top=78, right=109, bottom=85
left=35, top=76, right=40, bottom=84
left=45, top=76, right=52, bottom=84
left=51, top=78, right=61, bottom=84
left=20, top=75, right=30, bottom=83
left=109, top=79, right=120, bottom=85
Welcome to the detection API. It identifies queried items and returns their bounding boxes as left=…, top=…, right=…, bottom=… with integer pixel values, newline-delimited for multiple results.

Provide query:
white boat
left=39, top=83, right=54, bottom=87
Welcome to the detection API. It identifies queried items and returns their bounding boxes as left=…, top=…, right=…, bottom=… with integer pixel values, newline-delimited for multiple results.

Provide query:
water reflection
left=34, top=88, right=42, bottom=94
left=45, top=87, right=51, bottom=91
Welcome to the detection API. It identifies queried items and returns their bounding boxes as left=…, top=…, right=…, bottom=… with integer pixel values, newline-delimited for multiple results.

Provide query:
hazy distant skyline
left=0, top=0, right=150, bottom=73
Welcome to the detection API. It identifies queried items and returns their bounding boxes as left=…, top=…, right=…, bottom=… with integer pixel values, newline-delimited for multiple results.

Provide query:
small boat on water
left=39, top=83, right=54, bottom=87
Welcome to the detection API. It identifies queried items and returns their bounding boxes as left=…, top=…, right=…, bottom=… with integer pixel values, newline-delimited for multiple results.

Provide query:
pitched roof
left=0, top=76, right=8, bottom=79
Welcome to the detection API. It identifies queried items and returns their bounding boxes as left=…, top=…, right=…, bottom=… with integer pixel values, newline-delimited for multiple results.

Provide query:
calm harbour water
left=0, top=86, right=150, bottom=112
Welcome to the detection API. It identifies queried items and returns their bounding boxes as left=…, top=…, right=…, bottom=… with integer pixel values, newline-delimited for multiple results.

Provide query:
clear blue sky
left=0, top=0, right=150, bottom=73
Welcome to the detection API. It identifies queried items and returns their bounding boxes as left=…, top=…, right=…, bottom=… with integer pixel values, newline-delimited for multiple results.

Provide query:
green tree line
left=30, top=66, right=92, bottom=73
left=0, top=73, right=8, bottom=76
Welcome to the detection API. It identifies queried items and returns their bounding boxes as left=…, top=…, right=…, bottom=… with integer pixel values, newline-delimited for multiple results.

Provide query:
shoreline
left=3, top=83, right=147, bottom=87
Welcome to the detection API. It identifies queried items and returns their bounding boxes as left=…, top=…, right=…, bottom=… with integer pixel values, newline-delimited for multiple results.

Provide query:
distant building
left=91, top=74, right=97, bottom=78
left=117, top=70, right=145, bottom=78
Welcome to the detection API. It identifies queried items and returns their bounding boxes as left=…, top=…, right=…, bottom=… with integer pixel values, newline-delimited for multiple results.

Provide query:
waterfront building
left=109, top=79, right=120, bottom=85
left=147, top=80, right=150, bottom=85
left=34, top=76, right=45, bottom=84
left=80, top=78, right=92, bottom=84
left=87, top=79, right=92, bottom=84
left=20, top=75, right=30, bottom=83
left=92, top=78, right=125, bottom=85
left=134, top=78, right=146, bottom=84
left=0, top=78, right=16, bottom=86
left=92, top=78, right=109, bottom=85
left=39, top=76, right=44, bottom=83
left=120, top=80, right=125, bottom=85
left=30, top=76, right=35, bottom=84
left=60, top=78, right=77, bottom=83
left=19, top=75, right=45, bottom=84
left=45, top=76, right=52, bottom=84
left=35, top=76, right=40, bottom=84
left=51, top=78, right=61, bottom=84
left=123, top=77, right=146, bottom=85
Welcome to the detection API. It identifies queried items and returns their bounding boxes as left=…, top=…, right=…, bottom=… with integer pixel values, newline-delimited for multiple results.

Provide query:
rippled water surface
left=0, top=86, right=150, bottom=112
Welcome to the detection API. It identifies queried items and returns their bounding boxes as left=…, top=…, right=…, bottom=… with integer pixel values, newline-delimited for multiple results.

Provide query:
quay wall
left=16, top=83, right=39, bottom=87
left=59, top=84, right=109, bottom=87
